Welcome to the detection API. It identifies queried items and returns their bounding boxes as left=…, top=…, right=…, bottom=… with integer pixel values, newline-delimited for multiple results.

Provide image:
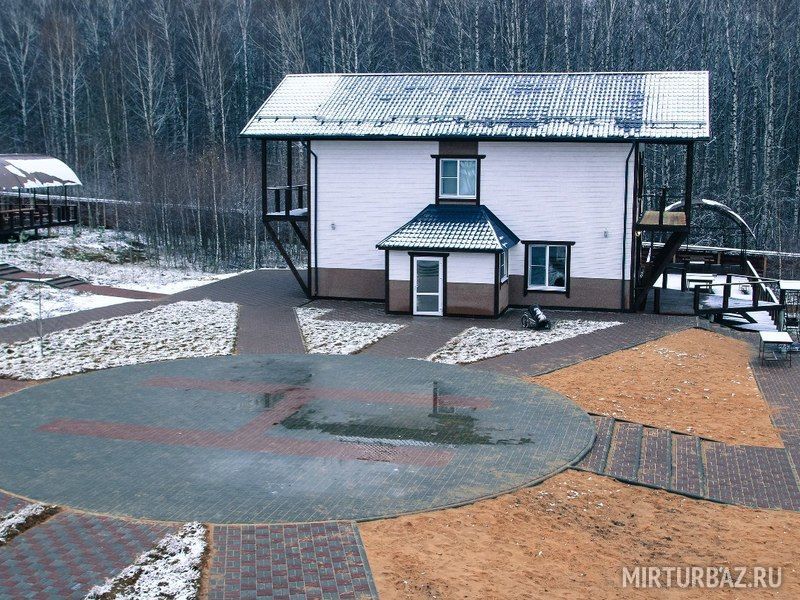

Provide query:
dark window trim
left=408, top=252, right=448, bottom=316
left=523, top=241, right=574, bottom=298
left=493, top=252, right=500, bottom=317
left=433, top=155, right=484, bottom=204
left=499, top=248, right=509, bottom=283
left=383, top=249, right=390, bottom=314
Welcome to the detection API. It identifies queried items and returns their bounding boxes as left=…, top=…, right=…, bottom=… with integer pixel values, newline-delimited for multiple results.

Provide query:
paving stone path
left=207, top=522, right=377, bottom=600
left=0, top=264, right=167, bottom=300
left=576, top=414, right=800, bottom=510
left=0, top=509, right=176, bottom=599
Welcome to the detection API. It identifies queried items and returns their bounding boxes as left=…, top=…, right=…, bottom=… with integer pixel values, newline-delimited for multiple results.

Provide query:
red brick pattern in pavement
left=38, top=417, right=454, bottom=468
left=207, top=522, right=378, bottom=600
left=0, top=489, right=27, bottom=516
left=576, top=414, right=800, bottom=510
left=0, top=511, right=176, bottom=600
left=144, top=376, right=492, bottom=409
left=71, top=283, right=167, bottom=300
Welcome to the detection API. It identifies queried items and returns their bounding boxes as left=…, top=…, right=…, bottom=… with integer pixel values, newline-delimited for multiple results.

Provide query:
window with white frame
left=439, top=158, right=477, bottom=199
left=527, top=244, right=569, bottom=291
left=499, top=249, right=508, bottom=282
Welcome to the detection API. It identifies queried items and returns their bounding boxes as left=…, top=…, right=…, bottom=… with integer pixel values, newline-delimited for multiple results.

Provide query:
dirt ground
left=361, top=470, right=799, bottom=599
left=531, top=328, right=781, bottom=447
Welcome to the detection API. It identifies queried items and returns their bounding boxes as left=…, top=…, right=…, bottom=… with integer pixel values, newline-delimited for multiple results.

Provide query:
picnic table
left=759, top=331, right=793, bottom=367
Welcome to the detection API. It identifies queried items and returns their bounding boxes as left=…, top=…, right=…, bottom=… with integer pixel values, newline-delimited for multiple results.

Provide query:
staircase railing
left=745, top=259, right=780, bottom=304
left=692, top=276, right=782, bottom=313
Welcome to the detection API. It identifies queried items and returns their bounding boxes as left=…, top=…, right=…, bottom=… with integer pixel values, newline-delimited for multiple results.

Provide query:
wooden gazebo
left=0, top=154, right=80, bottom=239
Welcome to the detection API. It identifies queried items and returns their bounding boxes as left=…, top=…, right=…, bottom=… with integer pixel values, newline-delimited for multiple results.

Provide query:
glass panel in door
left=414, top=257, right=443, bottom=316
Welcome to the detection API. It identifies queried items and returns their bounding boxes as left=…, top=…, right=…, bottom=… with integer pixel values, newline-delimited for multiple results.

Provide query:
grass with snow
left=0, top=300, right=238, bottom=380
left=295, top=307, right=404, bottom=354
left=426, top=319, right=623, bottom=364
left=0, top=281, right=140, bottom=328
left=0, top=227, right=241, bottom=294
left=85, top=522, right=206, bottom=600
left=0, top=503, right=58, bottom=545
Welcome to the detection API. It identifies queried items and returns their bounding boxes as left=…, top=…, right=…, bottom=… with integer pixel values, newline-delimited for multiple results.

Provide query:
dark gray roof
left=377, top=204, right=519, bottom=252
left=242, top=72, right=710, bottom=141
left=0, top=154, right=82, bottom=190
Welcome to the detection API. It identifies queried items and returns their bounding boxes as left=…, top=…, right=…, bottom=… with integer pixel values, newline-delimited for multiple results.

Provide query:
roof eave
left=241, top=132, right=710, bottom=143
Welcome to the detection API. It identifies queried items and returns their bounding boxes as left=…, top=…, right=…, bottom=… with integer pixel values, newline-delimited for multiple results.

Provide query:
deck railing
left=0, top=203, right=78, bottom=235
left=638, top=187, right=685, bottom=225
left=264, top=184, right=308, bottom=218
left=692, top=276, right=782, bottom=313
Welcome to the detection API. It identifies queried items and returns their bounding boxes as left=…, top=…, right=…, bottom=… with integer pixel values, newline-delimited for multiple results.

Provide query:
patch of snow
left=0, top=503, right=57, bottom=544
left=426, top=319, right=623, bottom=364
left=295, top=307, right=404, bottom=355
left=0, top=227, right=244, bottom=294
left=0, top=281, right=142, bottom=328
left=0, top=300, right=238, bottom=380
left=85, top=522, right=206, bottom=600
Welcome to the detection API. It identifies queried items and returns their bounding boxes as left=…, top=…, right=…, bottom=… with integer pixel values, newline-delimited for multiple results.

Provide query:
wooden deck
left=0, top=204, right=78, bottom=237
left=637, top=210, right=688, bottom=230
left=648, top=287, right=783, bottom=317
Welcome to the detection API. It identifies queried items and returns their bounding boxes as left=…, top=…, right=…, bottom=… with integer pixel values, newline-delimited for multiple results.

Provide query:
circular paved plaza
left=0, top=355, right=594, bottom=523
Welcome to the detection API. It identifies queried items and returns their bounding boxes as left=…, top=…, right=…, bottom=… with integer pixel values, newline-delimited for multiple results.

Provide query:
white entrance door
left=413, top=256, right=444, bottom=316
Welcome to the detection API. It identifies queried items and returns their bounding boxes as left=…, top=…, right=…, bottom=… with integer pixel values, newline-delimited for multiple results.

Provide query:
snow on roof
left=0, top=154, right=82, bottom=190
left=242, top=72, right=710, bottom=141
left=377, top=204, right=519, bottom=252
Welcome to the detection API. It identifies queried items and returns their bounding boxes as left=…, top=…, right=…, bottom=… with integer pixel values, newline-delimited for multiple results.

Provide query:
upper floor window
left=439, top=158, right=477, bottom=199
left=499, top=249, right=508, bottom=283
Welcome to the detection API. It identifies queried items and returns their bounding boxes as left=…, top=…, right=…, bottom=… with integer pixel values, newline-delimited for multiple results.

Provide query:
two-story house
left=241, top=72, right=710, bottom=317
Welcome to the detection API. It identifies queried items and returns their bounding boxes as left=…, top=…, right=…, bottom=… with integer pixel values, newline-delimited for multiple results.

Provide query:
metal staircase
left=260, top=140, right=311, bottom=298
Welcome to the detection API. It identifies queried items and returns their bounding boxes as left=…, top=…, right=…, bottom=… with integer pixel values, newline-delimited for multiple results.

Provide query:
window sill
left=438, top=195, right=477, bottom=201
left=500, top=276, right=509, bottom=284
left=527, top=286, right=567, bottom=294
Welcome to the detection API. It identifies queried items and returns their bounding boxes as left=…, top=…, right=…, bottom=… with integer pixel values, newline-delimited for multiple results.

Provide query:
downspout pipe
left=306, top=141, right=319, bottom=297
left=621, top=143, right=635, bottom=311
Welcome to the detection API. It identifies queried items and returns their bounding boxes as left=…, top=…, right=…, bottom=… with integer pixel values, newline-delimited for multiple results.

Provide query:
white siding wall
left=388, top=250, right=410, bottom=280
left=311, top=140, right=635, bottom=284
left=312, top=140, right=436, bottom=271
left=481, top=142, right=635, bottom=281
left=447, top=253, right=495, bottom=284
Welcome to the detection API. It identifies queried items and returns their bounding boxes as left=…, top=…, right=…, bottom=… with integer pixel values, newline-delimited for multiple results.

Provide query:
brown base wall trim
left=509, top=275, right=630, bottom=311
left=509, top=304, right=626, bottom=313
left=315, top=268, right=385, bottom=300
left=313, top=295, right=384, bottom=303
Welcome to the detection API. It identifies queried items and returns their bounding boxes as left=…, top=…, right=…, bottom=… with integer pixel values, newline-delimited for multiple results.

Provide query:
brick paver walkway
left=207, top=522, right=377, bottom=599
left=0, top=490, right=27, bottom=516
left=575, top=415, right=800, bottom=510
left=0, top=511, right=176, bottom=599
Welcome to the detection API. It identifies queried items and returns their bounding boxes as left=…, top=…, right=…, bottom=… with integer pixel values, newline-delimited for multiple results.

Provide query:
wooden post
left=683, top=143, right=695, bottom=227
left=286, top=139, right=292, bottom=216
left=653, top=287, right=661, bottom=314
left=693, top=286, right=701, bottom=313
left=723, top=281, right=730, bottom=310
left=261, top=139, right=268, bottom=219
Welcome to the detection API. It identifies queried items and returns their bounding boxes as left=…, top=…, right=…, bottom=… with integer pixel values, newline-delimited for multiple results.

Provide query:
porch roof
left=0, top=154, right=82, bottom=191
left=242, top=71, right=710, bottom=141
left=377, top=204, right=519, bottom=253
